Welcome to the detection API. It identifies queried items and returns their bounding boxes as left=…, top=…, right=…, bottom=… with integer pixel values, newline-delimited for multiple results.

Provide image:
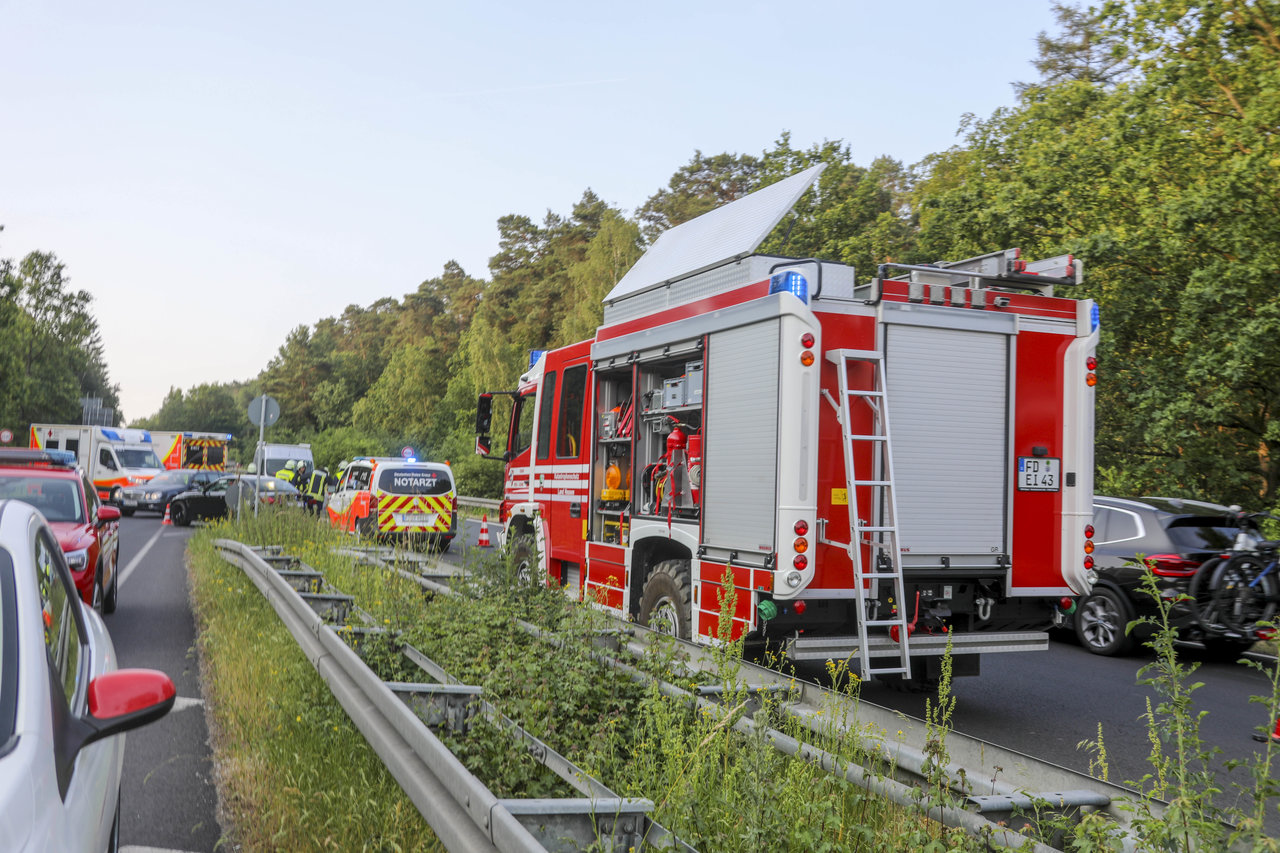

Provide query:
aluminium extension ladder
left=824, top=349, right=912, bottom=678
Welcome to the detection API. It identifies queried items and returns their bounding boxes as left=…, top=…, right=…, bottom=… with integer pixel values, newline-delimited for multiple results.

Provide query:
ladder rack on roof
left=877, top=249, right=1082, bottom=297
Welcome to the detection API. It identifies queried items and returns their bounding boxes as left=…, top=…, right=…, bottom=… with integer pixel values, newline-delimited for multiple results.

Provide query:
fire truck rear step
left=826, top=348, right=913, bottom=678
left=786, top=631, right=1050, bottom=662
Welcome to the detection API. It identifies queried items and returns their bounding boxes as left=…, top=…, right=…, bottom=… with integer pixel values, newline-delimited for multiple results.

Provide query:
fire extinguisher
left=686, top=434, right=702, bottom=505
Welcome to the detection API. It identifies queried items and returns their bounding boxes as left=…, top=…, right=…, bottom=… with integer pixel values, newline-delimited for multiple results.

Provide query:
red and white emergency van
left=29, top=424, right=164, bottom=506
left=475, top=166, right=1099, bottom=683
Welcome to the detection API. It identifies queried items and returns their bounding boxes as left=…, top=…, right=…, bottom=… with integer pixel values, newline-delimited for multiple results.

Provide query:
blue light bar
left=528, top=349, right=547, bottom=369
left=1090, top=303, right=1100, bottom=332
left=769, top=270, right=809, bottom=304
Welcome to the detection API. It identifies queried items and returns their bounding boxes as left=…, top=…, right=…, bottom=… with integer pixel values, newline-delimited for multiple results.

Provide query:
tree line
left=11, top=2, right=1280, bottom=509
left=0, top=236, right=120, bottom=432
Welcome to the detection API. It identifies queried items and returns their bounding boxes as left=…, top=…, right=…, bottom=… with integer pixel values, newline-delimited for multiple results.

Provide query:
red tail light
left=1144, top=554, right=1200, bottom=577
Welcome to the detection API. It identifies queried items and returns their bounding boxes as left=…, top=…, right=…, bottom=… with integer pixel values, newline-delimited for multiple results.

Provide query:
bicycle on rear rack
left=1189, top=509, right=1280, bottom=647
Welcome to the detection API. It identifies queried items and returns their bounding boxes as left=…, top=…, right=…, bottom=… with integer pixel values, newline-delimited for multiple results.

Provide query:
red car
left=0, top=448, right=121, bottom=612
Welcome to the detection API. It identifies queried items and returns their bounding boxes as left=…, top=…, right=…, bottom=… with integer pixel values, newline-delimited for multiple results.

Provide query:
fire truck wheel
left=509, top=533, right=535, bottom=584
left=1074, top=586, right=1134, bottom=656
left=639, top=560, right=692, bottom=639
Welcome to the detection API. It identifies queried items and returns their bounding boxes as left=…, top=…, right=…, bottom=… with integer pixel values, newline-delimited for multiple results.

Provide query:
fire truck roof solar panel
left=605, top=164, right=825, bottom=304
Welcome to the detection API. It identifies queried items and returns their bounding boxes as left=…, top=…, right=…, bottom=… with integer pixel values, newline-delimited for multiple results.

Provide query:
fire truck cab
left=477, top=165, right=1098, bottom=682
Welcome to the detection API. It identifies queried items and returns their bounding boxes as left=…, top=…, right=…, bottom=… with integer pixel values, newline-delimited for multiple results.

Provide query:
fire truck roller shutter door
left=702, top=320, right=780, bottom=557
left=882, top=306, right=1015, bottom=566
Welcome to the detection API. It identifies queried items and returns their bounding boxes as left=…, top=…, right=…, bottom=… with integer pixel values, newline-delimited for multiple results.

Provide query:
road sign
left=0, top=429, right=11, bottom=444
left=401, top=446, right=414, bottom=458
left=248, top=395, right=280, bottom=428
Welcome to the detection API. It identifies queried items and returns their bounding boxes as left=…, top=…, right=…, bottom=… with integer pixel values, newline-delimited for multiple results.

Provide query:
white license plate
left=123, top=499, right=138, bottom=507
left=396, top=513, right=437, bottom=526
left=1017, top=457, right=1061, bottom=491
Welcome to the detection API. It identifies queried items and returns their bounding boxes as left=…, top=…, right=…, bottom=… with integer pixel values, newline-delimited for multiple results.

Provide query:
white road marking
left=118, top=524, right=166, bottom=589
left=171, top=696, right=204, bottom=712
left=122, top=847, right=202, bottom=853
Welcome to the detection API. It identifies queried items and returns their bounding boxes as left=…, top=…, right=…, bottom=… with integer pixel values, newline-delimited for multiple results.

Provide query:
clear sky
left=1, top=0, right=1058, bottom=424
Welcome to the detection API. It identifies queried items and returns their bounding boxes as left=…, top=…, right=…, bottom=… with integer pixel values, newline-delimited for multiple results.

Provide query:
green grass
left=188, top=510, right=444, bottom=852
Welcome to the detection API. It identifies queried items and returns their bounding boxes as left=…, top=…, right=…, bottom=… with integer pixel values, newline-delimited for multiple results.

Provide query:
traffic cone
left=477, top=513, right=491, bottom=547
left=162, top=504, right=172, bottom=525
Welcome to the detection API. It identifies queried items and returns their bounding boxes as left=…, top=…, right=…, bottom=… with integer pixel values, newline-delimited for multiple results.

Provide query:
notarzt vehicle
left=476, top=166, right=1099, bottom=685
left=327, top=458, right=458, bottom=550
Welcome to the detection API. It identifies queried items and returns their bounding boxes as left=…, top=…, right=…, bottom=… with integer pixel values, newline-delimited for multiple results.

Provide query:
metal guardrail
left=458, top=495, right=501, bottom=511
left=213, top=540, right=692, bottom=853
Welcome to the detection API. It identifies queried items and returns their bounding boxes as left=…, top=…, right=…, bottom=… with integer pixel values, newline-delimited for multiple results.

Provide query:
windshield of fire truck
left=511, top=392, right=535, bottom=457
left=117, top=448, right=162, bottom=469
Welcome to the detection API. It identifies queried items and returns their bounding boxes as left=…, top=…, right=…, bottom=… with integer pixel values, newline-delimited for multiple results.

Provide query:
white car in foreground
left=0, top=500, right=175, bottom=852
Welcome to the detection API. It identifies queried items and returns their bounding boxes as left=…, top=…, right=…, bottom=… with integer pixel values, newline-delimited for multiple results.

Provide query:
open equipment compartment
left=591, top=366, right=634, bottom=545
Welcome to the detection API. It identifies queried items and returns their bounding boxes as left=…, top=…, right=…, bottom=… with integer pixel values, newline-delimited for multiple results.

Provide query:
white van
left=253, top=443, right=314, bottom=478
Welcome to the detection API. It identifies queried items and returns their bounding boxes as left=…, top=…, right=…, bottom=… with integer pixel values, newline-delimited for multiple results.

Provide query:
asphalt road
left=106, top=513, right=223, bottom=853
left=858, top=639, right=1279, bottom=825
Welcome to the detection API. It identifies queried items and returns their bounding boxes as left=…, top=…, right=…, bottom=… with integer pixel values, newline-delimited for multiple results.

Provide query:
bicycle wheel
left=1193, top=554, right=1277, bottom=636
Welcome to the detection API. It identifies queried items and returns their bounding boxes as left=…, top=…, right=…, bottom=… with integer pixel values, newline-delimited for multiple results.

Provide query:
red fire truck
left=475, top=165, right=1099, bottom=683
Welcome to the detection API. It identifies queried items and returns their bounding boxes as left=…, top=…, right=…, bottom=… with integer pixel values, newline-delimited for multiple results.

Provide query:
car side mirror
left=79, top=669, right=175, bottom=747
left=53, top=666, right=174, bottom=799
left=97, top=505, right=121, bottom=523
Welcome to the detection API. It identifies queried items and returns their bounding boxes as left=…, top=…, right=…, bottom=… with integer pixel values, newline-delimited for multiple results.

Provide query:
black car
left=119, top=468, right=224, bottom=516
left=1075, top=496, right=1243, bottom=657
left=168, top=474, right=301, bottom=526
